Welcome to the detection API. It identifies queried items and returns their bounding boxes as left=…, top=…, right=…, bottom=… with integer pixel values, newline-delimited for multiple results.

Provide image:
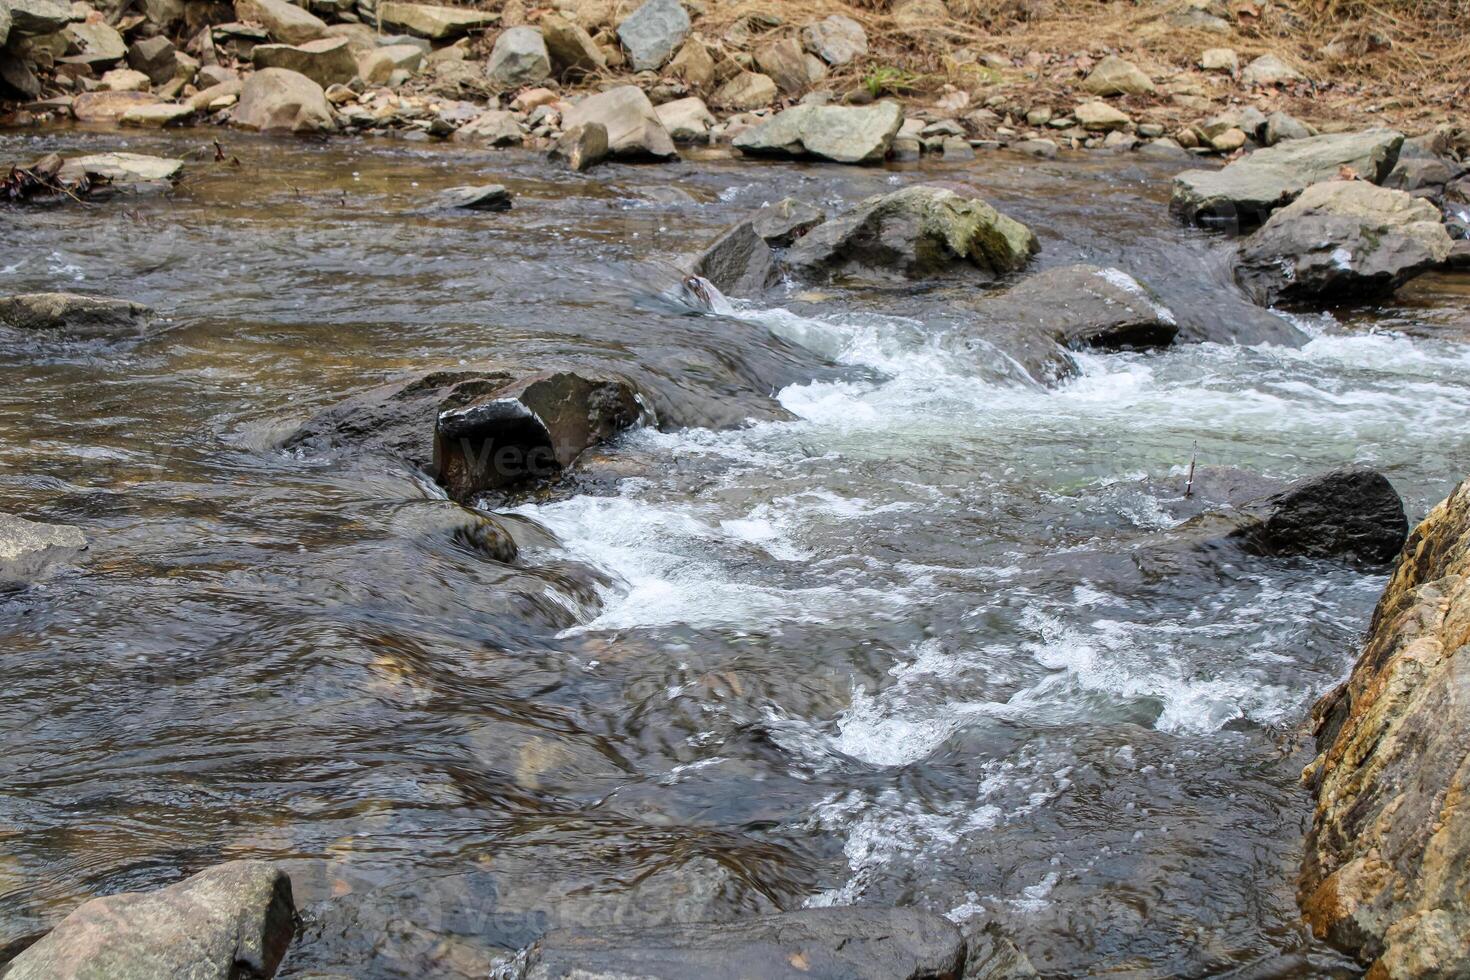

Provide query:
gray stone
left=733, top=101, right=903, bottom=164
left=376, top=0, right=495, bottom=39
left=561, top=85, right=676, bottom=161
left=521, top=907, right=966, bottom=980
left=1013, top=138, right=1058, bottom=159
left=691, top=220, right=778, bottom=298
left=127, top=35, right=177, bottom=86
left=62, top=20, right=127, bottom=64
left=231, top=67, right=335, bottom=132
left=990, top=263, right=1180, bottom=351
left=252, top=36, right=357, bottom=88
left=56, top=153, right=183, bottom=184
left=754, top=37, right=811, bottom=95
left=616, top=0, right=689, bottom=72
left=434, top=184, right=512, bottom=211
left=1241, top=52, right=1304, bottom=86
left=4, top=862, right=295, bottom=980
left=1383, top=157, right=1454, bottom=197
left=453, top=108, right=523, bottom=146
left=357, top=43, right=424, bottom=85
left=654, top=95, right=713, bottom=142
left=0, top=291, right=150, bottom=338
left=1170, top=128, right=1405, bottom=228
left=0, top=513, right=86, bottom=585
left=1234, top=180, right=1453, bottom=305
left=1263, top=110, right=1310, bottom=145
left=800, top=14, right=867, bottom=66
left=713, top=71, right=777, bottom=111
left=1081, top=54, right=1154, bottom=95
left=234, top=0, right=327, bottom=44
left=487, top=26, right=550, bottom=87
left=0, top=2, right=10, bottom=47
left=749, top=197, right=825, bottom=246
left=70, top=90, right=163, bottom=122
left=7, top=0, right=74, bottom=36
left=549, top=121, right=609, bottom=171
left=1199, top=47, right=1237, bottom=73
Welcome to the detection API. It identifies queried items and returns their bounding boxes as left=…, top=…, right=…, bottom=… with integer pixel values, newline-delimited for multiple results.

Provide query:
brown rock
left=549, top=120, right=609, bottom=171
left=712, top=71, right=776, bottom=111
left=668, top=36, right=714, bottom=89
left=71, top=89, right=162, bottom=121
left=540, top=12, right=606, bottom=77
left=753, top=37, right=810, bottom=96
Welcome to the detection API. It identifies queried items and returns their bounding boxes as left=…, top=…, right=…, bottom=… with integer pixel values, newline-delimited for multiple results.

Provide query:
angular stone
left=668, top=36, right=714, bottom=88
left=62, top=20, right=127, bottom=64
left=4, top=862, right=295, bottom=980
left=549, top=121, right=609, bottom=171
left=0, top=292, right=153, bottom=336
left=100, top=67, right=152, bottom=92
left=6, top=0, right=75, bottom=36
left=540, top=12, right=604, bottom=77
left=986, top=263, right=1180, bottom=351
left=616, top=0, right=688, bottom=72
left=1223, top=467, right=1407, bottom=563
left=377, top=0, right=495, bottom=39
left=1199, top=47, right=1237, bottom=73
left=733, top=101, right=903, bottom=165
left=800, top=14, right=867, bottom=66
left=754, top=37, right=810, bottom=96
left=1075, top=100, right=1130, bottom=132
left=691, top=220, right=778, bottom=298
left=434, top=184, right=512, bottom=211
left=453, top=107, right=523, bottom=146
left=1081, top=54, right=1154, bottom=96
left=1170, top=128, right=1405, bottom=227
left=120, top=102, right=196, bottom=127
left=1263, top=110, right=1310, bottom=145
left=1234, top=181, right=1453, bottom=305
left=252, top=36, right=357, bottom=87
left=749, top=196, right=825, bottom=246
left=357, top=43, right=424, bottom=85
left=0, top=513, right=86, bottom=585
left=231, top=67, right=334, bottom=132
left=234, top=0, right=327, bottom=44
left=654, top=95, right=713, bottom=142
left=561, top=85, right=676, bottom=161
left=57, top=152, right=182, bottom=184
left=1241, top=52, right=1304, bottom=86
left=713, top=70, right=776, bottom=111
left=127, top=35, right=177, bottom=85
left=487, top=25, right=550, bottom=87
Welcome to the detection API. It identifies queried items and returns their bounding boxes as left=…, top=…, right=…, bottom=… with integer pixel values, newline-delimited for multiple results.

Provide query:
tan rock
left=231, top=66, right=334, bottom=132
left=377, top=1, right=496, bottom=40
left=1080, top=55, right=1154, bottom=96
left=1210, top=126, right=1246, bottom=152
left=753, top=37, right=810, bottom=96
left=540, top=12, right=605, bottom=77
left=1241, top=52, right=1305, bottom=86
left=119, top=102, right=194, bottom=126
left=452, top=108, right=523, bottom=145
left=252, top=36, right=357, bottom=88
left=668, top=36, right=714, bottom=89
left=1074, top=100, right=1130, bottom=132
left=1199, top=47, right=1238, bottom=73
left=357, top=43, right=424, bottom=85
left=100, top=67, right=151, bottom=91
left=713, top=70, right=776, bottom=111
left=71, top=89, right=162, bottom=121
left=234, top=0, right=327, bottom=44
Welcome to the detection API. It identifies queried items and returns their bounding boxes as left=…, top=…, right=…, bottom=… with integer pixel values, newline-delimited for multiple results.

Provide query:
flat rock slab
left=433, top=184, right=513, bottom=211
left=521, top=907, right=967, bottom=980
left=0, top=292, right=154, bottom=337
left=377, top=0, right=495, bottom=38
left=56, top=152, right=182, bottom=184
left=1171, top=129, right=1405, bottom=228
left=71, top=89, right=163, bottom=122
left=0, top=514, right=86, bottom=584
left=734, top=102, right=903, bottom=164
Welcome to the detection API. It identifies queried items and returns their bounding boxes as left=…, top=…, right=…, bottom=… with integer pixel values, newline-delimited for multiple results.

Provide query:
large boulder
left=540, top=12, right=605, bottom=77
left=691, top=221, right=778, bottom=298
left=1300, top=475, right=1470, bottom=978
left=786, top=184, right=1038, bottom=282
left=520, top=908, right=966, bottom=980
left=0, top=292, right=154, bottom=337
left=232, top=67, right=334, bottom=133
left=1171, top=129, right=1405, bottom=228
left=733, top=101, right=903, bottom=165
left=560, top=85, right=676, bottom=161
left=800, top=14, right=867, bottom=66
left=3, top=861, right=295, bottom=980
left=0, top=513, right=86, bottom=585
left=376, top=0, right=495, bottom=39
left=252, top=36, right=357, bottom=88
left=1234, top=181, right=1454, bottom=305
left=616, top=0, right=689, bottom=71
left=234, top=0, right=327, bottom=44
left=487, top=26, right=550, bottom=87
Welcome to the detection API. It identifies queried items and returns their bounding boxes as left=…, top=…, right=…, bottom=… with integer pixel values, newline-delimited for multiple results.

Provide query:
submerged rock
left=1234, top=181, right=1454, bottom=305
left=518, top=907, right=966, bottom=980
left=749, top=196, right=825, bottom=246
left=786, top=184, right=1038, bottom=282
left=733, top=102, right=903, bottom=164
left=433, top=184, right=512, bottom=211
left=691, top=220, right=778, bottom=298
left=0, top=513, right=86, bottom=585
left=0, top=292, right=154, bottom=337
left=1171, top=129, right=1405, bottom=228
left=232, top=67, right=334, bottom=132
left=987, top=264, right=1180, bottom=351
left=1301, top=475, right=1470, bottom=978
left=56, top=152, right=182, bottom=186
left=560, top=85, right=676, bottom=161
left=4, top=861, right=295, bottom=980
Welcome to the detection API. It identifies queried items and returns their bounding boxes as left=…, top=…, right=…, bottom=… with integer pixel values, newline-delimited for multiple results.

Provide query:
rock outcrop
left=786, top=184, right=1038, bottom=282
left=1171, top=129, right=1405, bottom=228
left=733, top=102, right=903, bottom=165
left=1234, top=181, right=1454, bottom=306
left=1301, top=476, right=1470, bottom=979
left=0, top=292, right=154, bottom=337
left=4, top=861, right=295, bottom=980
left=517, top=907, right=967, bottom=980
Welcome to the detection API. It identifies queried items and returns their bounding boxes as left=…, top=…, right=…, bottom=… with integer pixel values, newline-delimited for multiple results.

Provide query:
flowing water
left=3, top=128, right=1469, bottom=978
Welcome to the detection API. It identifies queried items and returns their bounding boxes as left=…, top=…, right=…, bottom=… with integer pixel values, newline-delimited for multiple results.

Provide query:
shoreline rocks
left=560, top=85, right=675, bottom=161
left=231, top=67, right=333, bottom=132
left=733, top=102, right=904, bottom=165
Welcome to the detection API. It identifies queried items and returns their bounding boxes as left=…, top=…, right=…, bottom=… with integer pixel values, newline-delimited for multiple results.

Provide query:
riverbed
left=3, top=129, right=1468, bottom=977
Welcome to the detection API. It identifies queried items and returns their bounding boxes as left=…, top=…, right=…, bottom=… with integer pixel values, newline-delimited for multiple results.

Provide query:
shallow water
left=2, top=128, right=1468, bottom=978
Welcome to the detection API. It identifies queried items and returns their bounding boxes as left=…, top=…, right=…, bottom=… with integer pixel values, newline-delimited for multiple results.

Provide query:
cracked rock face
left=1301, top=476, right=1470, bottom=980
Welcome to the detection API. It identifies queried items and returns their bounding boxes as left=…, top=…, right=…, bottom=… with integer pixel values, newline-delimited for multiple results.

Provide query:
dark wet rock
left=963, top=921, right=1039, bottom=979
left=750, top=197, right=826, bottom=246
left=616, top=0, right=689, bottom=72
left=1381, top=156, right=1455, bottom=200
left=691, top=221, right=778, bottom=298
left=549, top=122, right=610, bottom=172
left=1234, top=181, right=1454, bottom=306
left=1300, top=476, right=1470, bottom=979
left=0, top=514, right=87, bottom=585
left=433, top=184, right=513, bottom=211
left=1448, top=240, right=1470, bottom=268
left=518, top=907, right=967, bottom=980
left=733, top=102, right=903, bottom=165
left=987, top=264, right=1180, bottom=351
left=127, top=35, right=177, bottom=86
left=787, top=184, right=1038, bottom=283
left=561, top=86, right=676, bottom=161
left=1171, top=129, right=1405, bottom=228
left=0, top=292, right=154, bottom=337
left=432, top=370, right=645, bottom=502
left=3, top=861, right=295, bottom=980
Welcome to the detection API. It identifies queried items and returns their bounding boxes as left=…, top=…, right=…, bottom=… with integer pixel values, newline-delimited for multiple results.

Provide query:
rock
left=62, top=21, right=127, bottom=65
left=4, top=862, right=295, bottom=980
left=487, top=25, right=550, bottom=87
left=1211, top=467, right=1407, bottom=563
left=754, top=37, right=811, bottom=96
left=70, top=89, right=160, bottom=121
left=691, top=221, right=778, bottom=298
left=668, top=36, right=714, bottom=88
left=253, top=36, right=357, bottom=87
left=1234, top=181, right=1453, bottom=305
left=100, top=67, right=152, bottom=92
left=377, top=1, right=495, bottom=39
left=231, top=67, right=334, bottom=132
left=357, top=43, right=424, bottom=85
left=749, top=196, right=825, bottom=245
left=540, top=12, right=605, bottom=77
left=0, top=49, right=41, bottom=99
left=1383, top=157, right=1453, bottom=198
left=1081, top=54, right=1154, bottom=95
left=127, top=35, right=177, bottom=86
left=1210, top=127, right=1247, bottom=153
left=1171, top=129, right=1405, bottom=228
left=988, top=263, right=1181, bottom=351
left=234, top=0, right=327, bottom=44
left=521, top=907, right=965, bottom=980
left=56, top=152, right=182, bottom=184
left=0, top=513, right=86, bottom=585
left=549, top=121, right=610, bottom=171
left=733, top=101, right=903, bottom=165
left=187, top=79, right=243, bottom=111
left=120, top=103, right=195, bottom=127
left=1301, top=475, right=1470, bottom=979
left=1264, top=110, right=1310, bottom=145
left=1199, top=47, right=1237, bottom=73
left=0, top=291, right=153, bottom=337
left=1139, top=137, right=1188, bottom=159
left=1013, top=138, right=1059, bottom=158
left=434, top=184, right=512, bottom=211
left=1241, top=52, right=1304, bottom=86
left=787, top=184, right=1038, bottom=282
left=561, top=85, right=676, bottom=161
left=6, top=0, right=74, bottom=36
left=713, top=70, right=776, bottom=111
left=1074, top=100, right=1130, bottom=132
left=0, top=2, right=9, bottom=47
left=654, top=95, right=713, bottom=142
left=616, top=0, right=688, bottom=72
left=453, top=108, right=523, bottom=146
left=800, top=14, right=866, bottom=66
